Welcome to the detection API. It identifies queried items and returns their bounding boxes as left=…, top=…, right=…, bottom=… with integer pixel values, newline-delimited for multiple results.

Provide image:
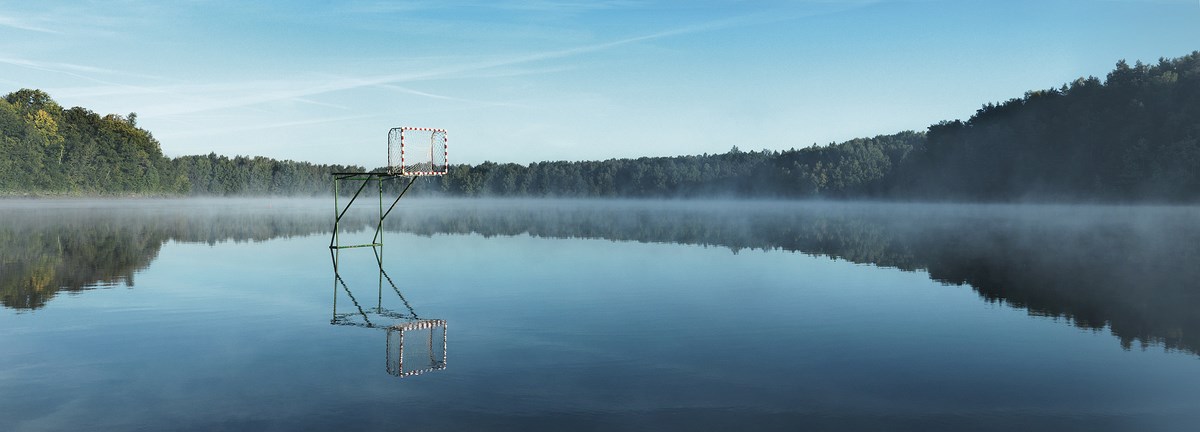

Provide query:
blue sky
left=1, top=1, right=1197, bottom=167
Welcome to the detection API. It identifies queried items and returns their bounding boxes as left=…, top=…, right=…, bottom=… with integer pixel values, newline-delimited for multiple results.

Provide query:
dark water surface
left=2, top=199, right=1199, bottom=431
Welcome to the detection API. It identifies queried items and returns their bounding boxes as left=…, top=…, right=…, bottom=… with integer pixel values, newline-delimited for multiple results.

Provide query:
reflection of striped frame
left=392, top=319, right=447, bottom=332
left=388, top=127, right=448, bottom=176
left=386, top=319, right=448, bottom=378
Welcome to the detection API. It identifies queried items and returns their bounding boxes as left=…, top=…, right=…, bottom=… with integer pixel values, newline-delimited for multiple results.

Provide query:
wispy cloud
left=156, top=113, right=383, bottom=140
left=0, top=4, right=132, bottom=38
left=376, top=84, right=529, bottom=108
left=0, top=57, right=147, bottom=95
left=289, top=97, right=352, bottom=111
left=463, top=0, right=645, bottom=13
left=0, top=56, right=195, bottom=112
left=123, top=11, right=795, bottom=117
left=0, top=14, right=60, bottom=34
left=348, top=0, right=643, bottom=14
left=0, top=57, right=170, bottom=83
left=16, top=4, right=858, bottom=125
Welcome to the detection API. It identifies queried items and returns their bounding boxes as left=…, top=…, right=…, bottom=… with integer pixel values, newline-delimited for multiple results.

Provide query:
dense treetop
left=903, top=54, right=1200, bottom=201
left=2, top=51, right=1199, bottom=201
left=0, top=88, right=362, bottom=196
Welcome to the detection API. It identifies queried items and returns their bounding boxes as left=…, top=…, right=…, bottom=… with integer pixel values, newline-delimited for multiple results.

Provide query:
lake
left=2, top=198, right=1199, bottom=431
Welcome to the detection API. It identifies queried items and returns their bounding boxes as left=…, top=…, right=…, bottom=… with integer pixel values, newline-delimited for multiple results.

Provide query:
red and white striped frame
left=392, top=126, right=448, bottom=177
left=386, top=319, right=448, bottom=378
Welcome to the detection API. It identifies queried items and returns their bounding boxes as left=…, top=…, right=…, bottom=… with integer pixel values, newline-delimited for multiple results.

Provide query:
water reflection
left=386, top=320, right=448, bottom=378
left=330, top=247, right=447, bottom=378
left=0, top=216, right=163, bottom=309
left=2, top=199, right=1198, bottom=358
left=0, top=200, right=367, bottom=310
left=388, top=201, right=1200, bottom=356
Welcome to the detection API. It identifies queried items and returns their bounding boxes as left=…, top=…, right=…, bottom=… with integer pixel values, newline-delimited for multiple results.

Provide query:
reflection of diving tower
left=330, top=246, right=447, bottom=378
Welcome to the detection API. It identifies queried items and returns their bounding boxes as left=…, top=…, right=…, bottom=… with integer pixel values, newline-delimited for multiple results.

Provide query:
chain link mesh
left=386, top=319, right=447, bottom=378
left=388, top=128, right=447, bottom=176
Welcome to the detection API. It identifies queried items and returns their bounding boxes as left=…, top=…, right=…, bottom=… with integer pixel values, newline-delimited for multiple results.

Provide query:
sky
left=1, top=0, right=1198, bottom=168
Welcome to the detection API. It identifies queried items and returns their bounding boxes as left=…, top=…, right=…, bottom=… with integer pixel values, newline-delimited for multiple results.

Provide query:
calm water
left=2, top=199, right=1200, bottom=431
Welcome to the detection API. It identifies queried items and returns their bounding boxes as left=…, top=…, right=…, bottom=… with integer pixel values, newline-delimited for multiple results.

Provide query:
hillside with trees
left=1, top=51, right=1199, bottom=201
left=1, top=89, right=184, bottom=195
left=429, top=52, right=1200, bottom=201
left=0, top=89, right=363, bottom=196
left=898, top=54, right=1200, bottom=201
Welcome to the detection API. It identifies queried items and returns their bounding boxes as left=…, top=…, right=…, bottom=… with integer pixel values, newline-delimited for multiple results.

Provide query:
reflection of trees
left=911, top=217, right=1200, bottom=354
left=1, top=218, right=167, bottom=309
left=381, top=201, right=1200, bottom=356
left=4, top=200, right=1199, bottom=357
left=0, top=204, right=377, bottom=310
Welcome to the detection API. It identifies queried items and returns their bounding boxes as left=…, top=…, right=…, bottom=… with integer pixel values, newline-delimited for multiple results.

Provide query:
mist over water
left=5, top=199, right=1200, bottom=352
left=2, top=198, right=1199, bottom=431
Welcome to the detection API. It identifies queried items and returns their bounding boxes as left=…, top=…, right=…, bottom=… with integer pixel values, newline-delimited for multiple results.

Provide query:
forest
left=2, top=51, right=1198, bottom=201
left=0, top=89, right=363, bottom=196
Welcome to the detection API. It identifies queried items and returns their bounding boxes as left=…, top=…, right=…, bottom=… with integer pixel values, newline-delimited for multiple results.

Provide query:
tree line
left=408, top=131, right=920, bottom=198
left=1, top=89, right=184, bottom=195
left=0, top=89, right=363, bottom=196
left=421, top=52, right=1200, bottom=201
left=900, top=53, right=1200, bottom=201
left=2, top=51, right=1199, bottom=201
